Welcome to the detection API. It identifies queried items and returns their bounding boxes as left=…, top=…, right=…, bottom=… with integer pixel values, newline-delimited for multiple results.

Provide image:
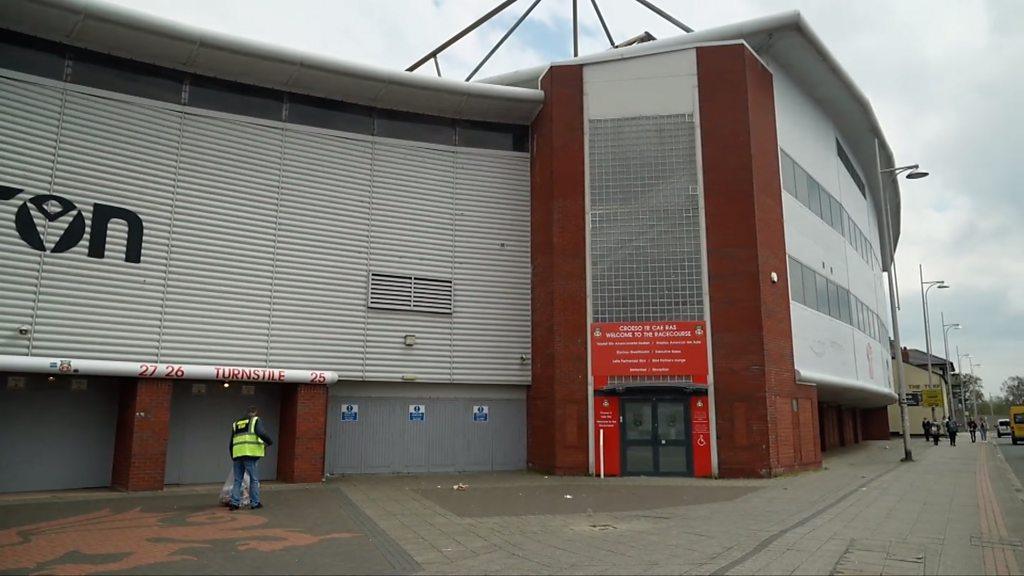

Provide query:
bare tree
left=1001, top=376, right=1024, bottom=406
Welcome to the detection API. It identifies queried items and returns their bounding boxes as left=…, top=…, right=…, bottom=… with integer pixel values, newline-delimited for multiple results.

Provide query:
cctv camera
left=17, top=325, right=30, bottom=336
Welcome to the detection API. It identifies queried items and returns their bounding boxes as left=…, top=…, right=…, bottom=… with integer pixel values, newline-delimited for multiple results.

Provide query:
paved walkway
left=0, top=438, right=1021, bottom=575
left=337, top=439, right=1022, bottom=575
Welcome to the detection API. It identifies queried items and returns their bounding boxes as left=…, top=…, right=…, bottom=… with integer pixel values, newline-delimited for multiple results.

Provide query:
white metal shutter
left=0, top=75, right=61, bottom=356
left=453, top=149, right=531, bottom=384
left=158, top=113, right=281, bottom=364
left=364, top=141, right=456, bottom=382
left=268, top=128, right=373, bottom=373
left=30, top=91, right=180, bottom=360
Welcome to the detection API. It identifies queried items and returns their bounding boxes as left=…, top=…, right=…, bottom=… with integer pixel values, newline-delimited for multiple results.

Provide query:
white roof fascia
left=0, top=0, right=545, bottom=124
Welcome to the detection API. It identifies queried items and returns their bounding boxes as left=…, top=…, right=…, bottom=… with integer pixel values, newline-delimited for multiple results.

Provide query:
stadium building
left=0, top=0, right=903, bottom=492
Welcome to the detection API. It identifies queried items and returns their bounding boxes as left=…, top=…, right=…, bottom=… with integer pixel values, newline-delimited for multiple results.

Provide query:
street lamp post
left=919, top=266, right=948, bottom=419
left=876, top=151, right=929, bottom=462
left=957, top=346, right=971, bottom=422
left=968, top=359, right=982, bottom=419
left=941, top=313, right=961, bottom=421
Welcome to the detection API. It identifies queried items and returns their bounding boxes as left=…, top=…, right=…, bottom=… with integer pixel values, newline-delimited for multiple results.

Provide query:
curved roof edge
left=0, top=0, right=545, bottom=124
left=798, top=369, right=898, bottom=408
left=479, top=11, right=903, bottom=259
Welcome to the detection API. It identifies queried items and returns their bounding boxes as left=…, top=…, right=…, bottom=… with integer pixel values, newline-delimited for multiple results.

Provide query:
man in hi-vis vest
left=229, top=406, right=274, bottom=510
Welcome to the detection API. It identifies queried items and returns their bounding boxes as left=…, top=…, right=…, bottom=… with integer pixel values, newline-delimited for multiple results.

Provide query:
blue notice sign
left=473, top=405, right=489, bottom=422
left=409, top=404, right=425, bottom=422
left=341, top=404, right=358, bottom=422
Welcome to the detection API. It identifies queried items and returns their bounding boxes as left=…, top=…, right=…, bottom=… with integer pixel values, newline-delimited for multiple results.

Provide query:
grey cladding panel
left=159, top=114, right=281, bottom=364
left=0, top=77, right=62, bottom=356
left=269, top=129, right=371, bottom=373
left=326, top=393, right=525, bottom=474
left=31, top=92, right=179, bottom=360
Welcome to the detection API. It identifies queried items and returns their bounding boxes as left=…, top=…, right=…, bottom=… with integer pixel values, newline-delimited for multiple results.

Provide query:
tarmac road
left=996, top=433, right=1024, bottom=486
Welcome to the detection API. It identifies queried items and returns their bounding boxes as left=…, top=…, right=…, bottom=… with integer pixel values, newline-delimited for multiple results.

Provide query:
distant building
left=887, top=348, right=954, bottom=434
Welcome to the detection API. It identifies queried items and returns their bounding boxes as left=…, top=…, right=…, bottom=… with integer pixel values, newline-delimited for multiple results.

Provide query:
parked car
left=997, top=418, right=1012, bottom=438
left=1012, top=407, right=1024, bottom=445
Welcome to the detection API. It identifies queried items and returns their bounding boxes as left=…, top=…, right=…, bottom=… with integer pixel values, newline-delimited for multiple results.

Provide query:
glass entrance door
left=621, top=398, right=691, bottom=476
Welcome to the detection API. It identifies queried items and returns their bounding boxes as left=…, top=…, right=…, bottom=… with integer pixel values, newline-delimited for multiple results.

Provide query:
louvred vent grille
left=368, top=272, right=453, bottom=314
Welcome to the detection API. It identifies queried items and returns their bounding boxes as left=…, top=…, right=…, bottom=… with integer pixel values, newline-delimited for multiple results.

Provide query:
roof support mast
left=466, top=0, right=544, bottom=81
left=408, top=0, right=691, bottom=80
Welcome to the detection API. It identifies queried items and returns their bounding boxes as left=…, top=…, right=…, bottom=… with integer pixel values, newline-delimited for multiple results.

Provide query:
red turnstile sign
left=590, top=321, right=708, bottom=378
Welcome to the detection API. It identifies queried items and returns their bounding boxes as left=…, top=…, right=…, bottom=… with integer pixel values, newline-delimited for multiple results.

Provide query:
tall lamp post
left=941, top=314, right=961, bottom=420
left=968, top=360, right=982, bottom=419
left=957, top=347, right=972, bottom=422
left=919, top=267, right=948, bottom=419
left=877, top=154, right=929, bottom=462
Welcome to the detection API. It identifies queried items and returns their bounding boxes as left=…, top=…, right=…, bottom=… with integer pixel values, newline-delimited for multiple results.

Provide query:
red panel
left=590, top=321, right=707, bottom=379
left=593, top=396, right=621, bottom=476
left=691, top=396, right=712, bottom=477
left=111, top=379, right=172, bottom=491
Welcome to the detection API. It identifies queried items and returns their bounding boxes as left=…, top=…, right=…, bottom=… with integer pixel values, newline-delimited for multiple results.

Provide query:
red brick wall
left=697, top=44, right=820, bottom=477
left=111, top=379, right=171, bottom=491
left=277, top=384, right=327, bottom=483
left=528, top=65, right=589, bottom=475
left=860, top=406, right=891, bottom=440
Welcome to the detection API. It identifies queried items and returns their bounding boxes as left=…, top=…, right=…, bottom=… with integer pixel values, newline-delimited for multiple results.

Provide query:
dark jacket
left=946, top=420, right=959, bottom=434
left=229, top=415, right=274, bottom=458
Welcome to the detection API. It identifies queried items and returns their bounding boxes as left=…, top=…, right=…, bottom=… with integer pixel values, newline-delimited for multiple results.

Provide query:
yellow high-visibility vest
left=231, top=416, right=265, bottom=459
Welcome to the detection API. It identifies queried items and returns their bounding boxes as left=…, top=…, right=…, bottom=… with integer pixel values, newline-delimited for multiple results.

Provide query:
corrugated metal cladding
left=0, top=72, right=531, bottom=385
left=325, top=394, right=526, bottom=474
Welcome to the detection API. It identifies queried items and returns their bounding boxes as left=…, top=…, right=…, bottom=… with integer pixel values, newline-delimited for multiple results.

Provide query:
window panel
left=794, top=163, right=810, bottom=206
left=802, top=265, right=818, bottom=310
left=838, top=287, right=852, bottom=324
left=815, top=273, right=829, bottom=314
left=830, top=197, right=843, bottom=233
left=781, top=152, right=797, bottom=196
left=820, top=188, right=833, bottom=227
left=788, top=257, right=804, bottom=304
left=807, top=175, right=823, bottom=218
left=827, top=281, right=841, bottom=319
left=71, top=52, right=184, bottom=104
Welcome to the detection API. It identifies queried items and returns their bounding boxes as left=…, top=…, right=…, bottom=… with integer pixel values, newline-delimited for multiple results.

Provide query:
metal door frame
left=620, top=393, right=693, bottom=476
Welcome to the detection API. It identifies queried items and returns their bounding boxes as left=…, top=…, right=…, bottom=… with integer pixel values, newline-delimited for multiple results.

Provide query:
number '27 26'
left=138, top=364, right=184, bottom=378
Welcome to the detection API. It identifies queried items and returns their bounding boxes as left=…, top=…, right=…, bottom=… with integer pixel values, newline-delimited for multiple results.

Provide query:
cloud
left=102, top=0, right=1021, bottom=394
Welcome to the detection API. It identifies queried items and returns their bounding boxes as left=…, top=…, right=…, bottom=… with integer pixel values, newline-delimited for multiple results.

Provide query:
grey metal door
left=164, top=381, right=281, bottom=485
left=0, top=375, right=119, bottom=493
left=621, top=398, right=691, bottom=476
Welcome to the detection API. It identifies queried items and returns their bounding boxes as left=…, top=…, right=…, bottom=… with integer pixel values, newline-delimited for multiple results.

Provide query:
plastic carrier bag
left=219, top=466, right=251, bottom=507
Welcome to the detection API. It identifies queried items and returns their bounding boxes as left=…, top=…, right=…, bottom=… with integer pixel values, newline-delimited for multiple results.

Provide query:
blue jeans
left=231, top=457, right=261, bottom=507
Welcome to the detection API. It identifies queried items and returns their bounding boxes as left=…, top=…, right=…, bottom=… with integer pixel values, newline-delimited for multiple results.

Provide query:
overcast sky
left=105, top=0, right=1022, bottom=396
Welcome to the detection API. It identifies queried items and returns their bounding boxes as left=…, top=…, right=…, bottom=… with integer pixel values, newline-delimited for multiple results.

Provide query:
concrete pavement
left=1, top=437, right=1021, bottom=575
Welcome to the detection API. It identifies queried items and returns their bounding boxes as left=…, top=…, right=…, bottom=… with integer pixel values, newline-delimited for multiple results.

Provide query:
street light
left=919, top=266, right=948, bottom=419
left=941, top=314, right=961, bottom=420
left=957, top=347, right=972, bottom=421
left=969, top=360, right=983, bottom=419
left=877, top=151, right=929, bottom=463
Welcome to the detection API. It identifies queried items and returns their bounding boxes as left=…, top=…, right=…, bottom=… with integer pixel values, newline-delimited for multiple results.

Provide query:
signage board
left=590, top=321, right=708, bottom=378
left=472, top=405, right=489, bottom=422
left=593, top=396, right=621, bottom=476
left=341, top=404, right=359, bottom=422
left=409, top=404, right=425, bottom=422
left=922, top=388, right=944, bottom=407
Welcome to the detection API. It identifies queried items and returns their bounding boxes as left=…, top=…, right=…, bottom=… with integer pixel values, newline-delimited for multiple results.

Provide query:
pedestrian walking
left=931, top=421, right=941, bottom=446
left=922, top=417, right=932, bottom=442
left=968, top=418, right=978, bottom=443
left=229, top=406, right=274, bottom=511
left=946, top=418, right=959, bottom=446
left=980, top=419, right=989, bottom=441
